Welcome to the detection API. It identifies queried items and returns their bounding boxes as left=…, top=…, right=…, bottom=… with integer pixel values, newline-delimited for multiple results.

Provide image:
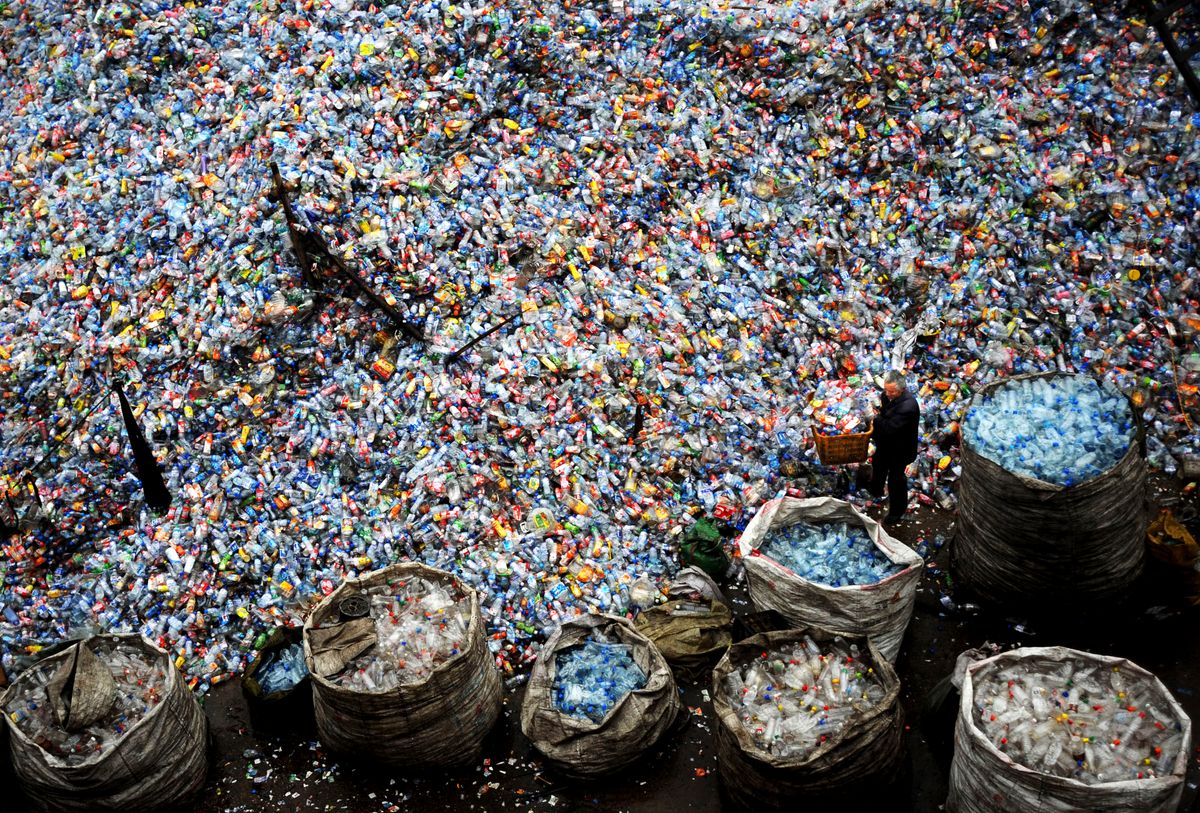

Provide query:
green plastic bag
left=680, top=518, right=730, bottom=577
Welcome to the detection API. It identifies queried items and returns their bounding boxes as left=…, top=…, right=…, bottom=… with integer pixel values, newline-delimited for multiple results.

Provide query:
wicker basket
left=811, top=423, right=873, bottom=466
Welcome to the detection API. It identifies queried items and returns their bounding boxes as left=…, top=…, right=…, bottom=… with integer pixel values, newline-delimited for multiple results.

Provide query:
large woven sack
left=712, top=627, right=904, bottom=811
left=634, top=566, right=732, bottom=683
left=738, top=496, right=923, bottom=661
left=241, top=626, right=313, bottom=735
left=2, top=634, right=208, bottom=813
left=303, top=563, right=502, bottom=769
left=947, top=646, right=1190, bottom=812
left=520, top=613, right=681, bottom=777
left=955, top=372, right=1148, bottom=605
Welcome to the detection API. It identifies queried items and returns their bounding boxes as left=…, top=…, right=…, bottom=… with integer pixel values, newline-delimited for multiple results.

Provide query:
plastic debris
left=972, top=659, right=1186, bottom=784
left=0, top=0, right=1196, bottom=688
left=254, top=642, right=308, bottom=695
left=329, top=577, right=469, bottom=692
left=808, top=380, right=876, bottom=436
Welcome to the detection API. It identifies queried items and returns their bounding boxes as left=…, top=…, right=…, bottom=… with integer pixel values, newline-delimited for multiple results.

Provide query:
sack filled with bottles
left=1, top=635, right=207, bottom=813
left=520, top=613, right=680, bottom=777
left=956, top=373, right=1147, bottom=606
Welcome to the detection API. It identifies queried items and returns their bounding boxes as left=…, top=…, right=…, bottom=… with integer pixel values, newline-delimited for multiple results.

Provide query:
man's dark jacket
left=873, top=390, right=920, bottom=464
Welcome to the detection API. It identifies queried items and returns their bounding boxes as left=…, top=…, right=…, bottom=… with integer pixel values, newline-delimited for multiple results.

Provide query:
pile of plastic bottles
left=973, top=660, right=1186, bottom=784
left=3, top=642, right=167, bottom=765
left=963, top=377, right=1135, bottom=485
left=761, top=520, right=902, bottom=587
left=255, top=642, right=308, bottom=695
left=808, top=380, right=876, bottom=436
left=724, top=635, right=887, bottom=759
left=0, top=0, right=1197, bottom=687
left=333, top=577, right=469, bottom=691
left=553, top=634, right=647, bottom=723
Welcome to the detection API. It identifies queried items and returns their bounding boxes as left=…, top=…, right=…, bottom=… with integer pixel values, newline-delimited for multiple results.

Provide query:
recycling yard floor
left=8, top=477, right=1200, bottom=813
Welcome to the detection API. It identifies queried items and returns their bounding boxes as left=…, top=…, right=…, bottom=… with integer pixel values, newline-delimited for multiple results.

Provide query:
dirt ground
left=7, top=475, right=1200, bottom=812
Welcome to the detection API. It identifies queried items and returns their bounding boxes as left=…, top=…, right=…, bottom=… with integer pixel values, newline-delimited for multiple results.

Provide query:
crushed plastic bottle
left=255, top=643, right=308, bottom=695
left=963, top=377, right=1134, bottom=485
left=724, top=634, right=887, bottom=759
left=808, top=380, right=876, bottom=436
left=553, top=633, right=647, bottom=723
left=761, top=520, right=903, bottom=587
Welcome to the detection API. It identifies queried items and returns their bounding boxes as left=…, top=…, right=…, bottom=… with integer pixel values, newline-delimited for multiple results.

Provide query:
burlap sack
left=303, top=563, right=502, bottom=768
left=739, top=496, right=923, bottom=661
left=635, top=567, right=732, bottom=682
left=520, top=613, right=680, bottom=777
left=948, top=646, right=1190, bottom=812
left=955, top=372, right=1147, bottom=605
left=2, top=635, right=207, bottom=813
left=713, top=627, right=904, bottom=811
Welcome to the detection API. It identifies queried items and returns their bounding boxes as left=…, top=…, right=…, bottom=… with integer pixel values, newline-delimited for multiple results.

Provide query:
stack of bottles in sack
left=963, top=377, right=1134, bottom=485
left=724, top=635, right=887, bottom=758
left=332, top=577, right=470, bottom=692
left=553, top=634, right=648, bottom=723
left=762, top=521, right=902, bottom=587
left=256, top=643, right=308, bottom=694
left=3, top=642, right=166, bottom=764
left=973, top=660, right=1186, bottom=783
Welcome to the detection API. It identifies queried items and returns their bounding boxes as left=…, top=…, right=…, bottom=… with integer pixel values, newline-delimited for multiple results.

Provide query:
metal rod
left=270, top=162, right=320, bottom=288
left=1153, top=19, right=1200, bottom=106
left=312, top=232, right=425, bottom=343
left=444, top=313, right=519, bottom=365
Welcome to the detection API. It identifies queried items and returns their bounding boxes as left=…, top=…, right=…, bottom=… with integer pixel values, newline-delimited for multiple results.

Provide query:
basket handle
left=811, top=422, right=874, bottom=438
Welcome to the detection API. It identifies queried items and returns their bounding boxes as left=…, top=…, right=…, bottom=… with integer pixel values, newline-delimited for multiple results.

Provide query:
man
left=869, top=370, right=921, bottom=524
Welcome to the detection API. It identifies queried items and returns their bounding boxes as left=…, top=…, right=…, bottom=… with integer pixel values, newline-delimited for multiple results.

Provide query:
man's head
left=883, top=370, right=907, bottom=399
